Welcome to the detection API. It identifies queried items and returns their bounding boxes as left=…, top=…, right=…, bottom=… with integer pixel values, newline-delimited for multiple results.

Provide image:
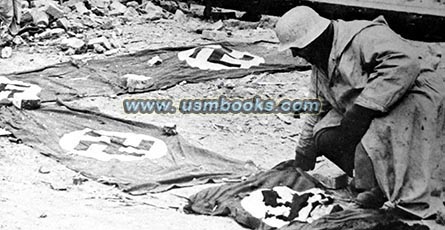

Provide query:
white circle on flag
left=59, top=128, right=168, bottom=161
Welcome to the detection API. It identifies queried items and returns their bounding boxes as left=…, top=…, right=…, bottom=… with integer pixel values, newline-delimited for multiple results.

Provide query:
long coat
left=297, top=17, right=445, bottom=217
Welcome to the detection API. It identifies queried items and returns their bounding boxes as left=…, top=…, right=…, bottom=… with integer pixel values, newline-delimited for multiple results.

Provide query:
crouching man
left=274, top=6, right=445, bottom=217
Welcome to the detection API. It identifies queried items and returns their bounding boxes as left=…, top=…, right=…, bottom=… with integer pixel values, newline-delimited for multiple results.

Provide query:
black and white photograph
left=0, top=0, right=444, bottom=229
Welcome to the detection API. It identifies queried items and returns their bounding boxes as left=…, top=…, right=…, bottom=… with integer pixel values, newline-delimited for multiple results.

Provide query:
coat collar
left=327, top=17, right=389, bottom=79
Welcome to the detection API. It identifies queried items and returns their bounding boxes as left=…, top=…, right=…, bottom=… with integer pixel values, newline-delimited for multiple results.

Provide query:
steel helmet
left=275, top=6, right=330, bottom=51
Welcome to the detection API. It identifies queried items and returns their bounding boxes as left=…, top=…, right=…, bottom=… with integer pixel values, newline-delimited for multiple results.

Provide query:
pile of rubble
left=1, top=0, right=172, bottom=57
left=0, top=0, right=279, bottom=59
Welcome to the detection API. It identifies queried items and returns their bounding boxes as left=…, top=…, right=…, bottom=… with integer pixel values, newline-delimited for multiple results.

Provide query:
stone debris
left=0, top=0, right=276, bottom=58
left=202, top=30, right=229, bottom=41
left=147, top=55, right=162, bottom=66
left=88, top=36, right=112, bottom=50
left=174, top=9, right=187, bottom=23
left=0, top=47, right=13, bottom=58
left=143, top=1, right=169, bottom=20
left=73, top=2, right=90, bottom=15
left=120, top=74, right=154, bottom=92
left=60, top=37, right=85, bottom=52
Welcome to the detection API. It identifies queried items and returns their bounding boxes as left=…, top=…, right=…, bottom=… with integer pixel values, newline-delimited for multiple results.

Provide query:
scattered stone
left=63, top=0, right=84, bottom=8
left=0, top=47, right=12, bottom=59
left=202, top=30, right=228, bottom=41
left=88, top=36, right=112, bottom=50
left=12, top=36, right=25, bottom=45
left=109, top=0, right=127, bottom=16
left=39, top=213, right=47, bottom=218
left=126, top=1, right=139, bottom=8
left=44, top=2, right=65, bottom=19
left=144, top=1, right=167, bottom=20
left=123, top=7, right=140, bottom=19
left=120, top=74, right=153, bottom=92
left=65, top=48, right=76, bottom=55
left=30, top=8, right=49, bottom=27
left=209, top=20, right=224, bottom=31
left=61, top=38, right=85, bottom=52
left=69, top=20, right=86, bottom=33
left=91, top=7, right=108, bottom=16
left=185, top=20, right=204, bottom=33
left=89, top=0, right=111, bottom=9
left=109, top=38, right=121, bottom=49
left=310, top=158, right=348, bottom=189
left=162, top=123, right=178, bottom=136
left=93, top=44, right=106, bottom=53
left=74, top=2, right=90, bottom=15
left=147, top=55, right=162, bottom=66
left=104, top=49, right=119, bottom=56
left=100, top=19, right=115, bottom=30
left=174, top=9, right=187, bottom=23
left=37, top=28, right=65, bottom=39
left=55, top=18, right=70, bottom=30
left=114, top=28, right=123, bottom=36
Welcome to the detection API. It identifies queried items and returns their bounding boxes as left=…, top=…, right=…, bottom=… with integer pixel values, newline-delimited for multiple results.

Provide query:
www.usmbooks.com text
left=123, top=96, right=321, bottom=114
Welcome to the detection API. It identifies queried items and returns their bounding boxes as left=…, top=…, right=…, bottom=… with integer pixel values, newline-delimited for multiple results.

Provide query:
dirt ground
left=0, top=5, right=444, bottom=230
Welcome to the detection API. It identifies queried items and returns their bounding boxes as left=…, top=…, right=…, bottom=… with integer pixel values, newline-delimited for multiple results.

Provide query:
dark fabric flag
left=184, top=161, right=430, bottom=230
left=0, top=101, right=258, bottom=194
left=4, top=42, right=309, bottom=102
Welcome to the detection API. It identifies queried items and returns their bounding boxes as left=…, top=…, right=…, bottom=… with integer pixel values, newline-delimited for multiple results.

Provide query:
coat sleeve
left=354, top=25, right=421, bottom=112
left=295, top=68, right=331, bottom=160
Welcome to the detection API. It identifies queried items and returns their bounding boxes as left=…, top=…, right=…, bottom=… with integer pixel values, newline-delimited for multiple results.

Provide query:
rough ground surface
left=0, top=8, right=444, bottom=230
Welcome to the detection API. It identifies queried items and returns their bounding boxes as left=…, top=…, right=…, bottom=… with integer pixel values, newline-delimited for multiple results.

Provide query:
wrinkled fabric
left=184, top=160, right=325, bottom=229
left=4, top=42, right=309, bottom=102
left=185, top=161, right=428, bottom=230
left=296, top=17, right=445, bottom=217
left=0, top=100, right=258, bottom=194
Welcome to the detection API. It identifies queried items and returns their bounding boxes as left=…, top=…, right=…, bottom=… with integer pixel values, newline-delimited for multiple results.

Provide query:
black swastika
left=74, top=131, right=155, bottom=157
left=189, top=46, right=255, bottom=68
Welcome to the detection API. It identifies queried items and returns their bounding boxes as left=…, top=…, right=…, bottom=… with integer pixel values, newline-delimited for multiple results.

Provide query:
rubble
left=60, top=37, right=85, bottom=52
left=1, top=0, right=276, bottom=58
left=144, top=1, right=169, bottom=20
left=202, top=30, right=229, bottom=41
left=93, top=43, right=106, bottom=53
left=36, top=28, right=65, bottom=39
left=89, top=0, right=111, bottom=9
left=1, top=47, right=12, bottom=59
left=109, top=0, right=127, bottom=16
left=123, top=6, right=139, bottom=19
left=174, top=9, right=187, bottom=23
left=120, top=74, right=154, bottom=92
left=74, top=2, right=90, bottom=15
left=147, top=55, right=162, bottom=66
left=43, top=1, right=65, bottom=19
left=30, top=8, right=50, bottom=27
left=88, top=36, right=112, bottom=50
left=55, top=18, right=70, bottom=30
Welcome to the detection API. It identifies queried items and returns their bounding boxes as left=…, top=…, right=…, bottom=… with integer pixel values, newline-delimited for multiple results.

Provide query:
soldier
left=274, top=6, right=444, bottom=217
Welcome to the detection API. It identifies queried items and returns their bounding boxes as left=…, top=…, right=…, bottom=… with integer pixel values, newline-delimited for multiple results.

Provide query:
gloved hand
left=315, top=104, right=380, bottom=162
left=294, top=148, right=316, bottom=171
